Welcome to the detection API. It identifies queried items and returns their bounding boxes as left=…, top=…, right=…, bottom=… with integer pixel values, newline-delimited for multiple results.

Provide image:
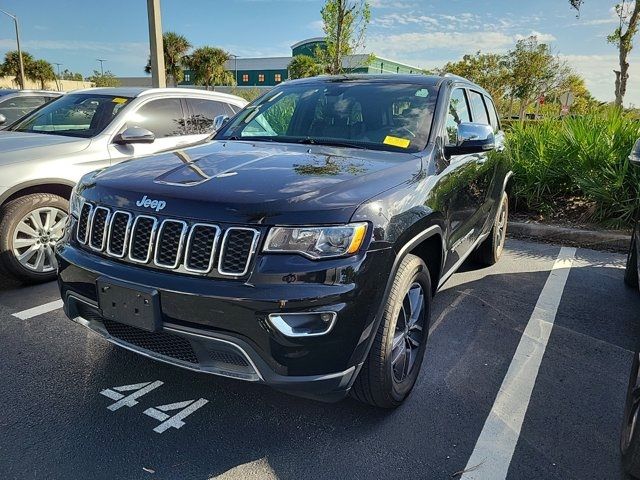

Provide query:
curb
left=508, top=221, right=631, bottom=252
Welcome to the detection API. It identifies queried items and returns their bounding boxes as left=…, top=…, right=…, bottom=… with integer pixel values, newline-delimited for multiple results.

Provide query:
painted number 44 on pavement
left=100, top=381, right=209, bottom=434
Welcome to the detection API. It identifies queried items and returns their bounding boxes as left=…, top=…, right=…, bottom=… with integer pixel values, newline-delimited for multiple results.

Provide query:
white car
left=0, top=87, right=247, bottom=282
left=0, top=89, right=63, bottom=127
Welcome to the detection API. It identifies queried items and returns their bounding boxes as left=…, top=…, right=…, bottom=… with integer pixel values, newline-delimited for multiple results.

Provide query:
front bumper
left=56, top=242, right=392, bottom=402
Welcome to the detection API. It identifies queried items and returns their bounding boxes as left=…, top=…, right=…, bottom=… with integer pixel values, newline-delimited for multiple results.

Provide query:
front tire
left=622, top=352, right=640, bottom=478
left=0, top=193, right=68, bottom=284
left=351, top=254, right=431, bottom=408
left=474, top=191, right=508, bottom=266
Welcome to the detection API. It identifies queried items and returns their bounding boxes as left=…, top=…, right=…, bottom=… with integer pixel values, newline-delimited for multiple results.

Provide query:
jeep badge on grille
left=136, top=195, right=166, bottom=212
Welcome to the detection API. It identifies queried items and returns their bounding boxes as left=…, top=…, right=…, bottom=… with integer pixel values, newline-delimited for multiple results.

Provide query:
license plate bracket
left=96, top=276, right=161, bottom=332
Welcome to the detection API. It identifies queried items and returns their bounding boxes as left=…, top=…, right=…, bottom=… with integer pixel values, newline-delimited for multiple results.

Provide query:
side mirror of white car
left=213, top=115, right=229, bottom=132
left=115, top=127, right=156, bottom=145
left=0, top=114, right=7, bottom=126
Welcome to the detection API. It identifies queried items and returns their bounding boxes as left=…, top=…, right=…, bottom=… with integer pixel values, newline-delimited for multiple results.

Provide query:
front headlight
left=264, top=223, right=368, bottom=259
left=69, top=184, right=84, bottom=218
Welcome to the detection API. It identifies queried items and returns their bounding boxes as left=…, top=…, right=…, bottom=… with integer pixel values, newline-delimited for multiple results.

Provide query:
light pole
left=96, top=59, right=106, bottom=76
left=54, top=63, right=62, bottom=91
left=0, top=9, right=26, bottom=89
left=146, top=0, right=166, bottom=88
left=229, top=54, right=238, bottom=86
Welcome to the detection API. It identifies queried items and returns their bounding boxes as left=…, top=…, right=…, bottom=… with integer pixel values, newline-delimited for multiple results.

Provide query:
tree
left=319, top=0, right=371, bottom=74
left=440, top=52, right=511, bottom=107
left=27, top=59, right=56, bottom=89
left=184, top=46, right=234, bottom=89
left=1, top=51, right=34, bottom=88
left=288, top=54, right=322, bottom=79
left=144, top=31, right=191, bottom=86
left=88, top=70, right=120, bottom=87
left=59, top=69, right=83, bottom=81
left=507, top=36, right=570, bottom=119
left=570, top=0, right=640, bottom=107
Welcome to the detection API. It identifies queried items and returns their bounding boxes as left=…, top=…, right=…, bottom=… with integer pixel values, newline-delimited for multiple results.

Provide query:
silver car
left=0, top=89, right=63, bottom=127
left=0, top=87, right=247, bottom=282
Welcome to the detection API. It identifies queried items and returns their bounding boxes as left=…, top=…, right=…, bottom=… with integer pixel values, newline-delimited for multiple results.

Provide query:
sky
left=0, top=0, right=638, bottom=105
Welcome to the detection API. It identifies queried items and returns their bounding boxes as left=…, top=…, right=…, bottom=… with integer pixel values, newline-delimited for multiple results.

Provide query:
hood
left=81, top=140, right=422, bottom=225
left=0, top=131, right=91, bottom=166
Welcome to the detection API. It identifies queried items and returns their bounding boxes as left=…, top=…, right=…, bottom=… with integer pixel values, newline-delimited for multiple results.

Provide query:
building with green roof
left=179, top=37, right=423, bottom=89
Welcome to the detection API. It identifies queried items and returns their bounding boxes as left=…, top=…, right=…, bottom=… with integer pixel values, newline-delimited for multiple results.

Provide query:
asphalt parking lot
left=1, top=237, right=639, bottom=480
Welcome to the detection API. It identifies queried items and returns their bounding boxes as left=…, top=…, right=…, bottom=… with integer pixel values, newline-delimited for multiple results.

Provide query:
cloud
left=562, top=53, right=640, bottom=106
left=514, top=31, right=557, bottom=43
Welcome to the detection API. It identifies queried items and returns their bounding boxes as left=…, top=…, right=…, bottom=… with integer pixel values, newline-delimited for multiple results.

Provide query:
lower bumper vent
left=103, top=319, right=199, bottom=364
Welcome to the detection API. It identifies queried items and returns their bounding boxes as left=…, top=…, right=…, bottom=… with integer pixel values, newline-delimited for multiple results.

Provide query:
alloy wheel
left=11, top=207, right=67, bottom=273
left=495, top=197, right=508, bottom=256
left=391, top=282, right=426, bottom=383
left=623, top=354, right=640, bottom=452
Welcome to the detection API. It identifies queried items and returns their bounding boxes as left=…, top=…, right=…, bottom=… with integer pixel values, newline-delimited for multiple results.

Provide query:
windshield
left=217, top=81, right=438, bottom=153
left=10, top=94, right=132, bottom=138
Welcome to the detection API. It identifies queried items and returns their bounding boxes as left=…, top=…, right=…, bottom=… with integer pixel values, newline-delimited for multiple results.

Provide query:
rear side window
left=468, top=90, right=489, bottom=125
left=126, top=98, right=185, bottom=138
left=185, top=98, right=230, bottom=134
left=485, top=95, right=500, bottom=132
left=445, top=88, right=471, bottom=145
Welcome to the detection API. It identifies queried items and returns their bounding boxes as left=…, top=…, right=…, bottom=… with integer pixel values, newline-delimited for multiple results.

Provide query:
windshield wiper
left=225, top=135, right=276, bottom=142
left=296, top=138, right=366, bottom=150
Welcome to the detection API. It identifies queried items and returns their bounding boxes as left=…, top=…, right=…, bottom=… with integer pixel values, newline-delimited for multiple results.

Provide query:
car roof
left=69, top=87, right=247, bottom=103
left=0, top=89, right=63, bottom=96
left=282, top=73, right=490, bottom=97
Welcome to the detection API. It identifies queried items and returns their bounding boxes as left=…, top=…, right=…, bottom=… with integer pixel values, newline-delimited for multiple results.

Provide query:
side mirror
left=115, top=127, right=155, bottom=145
left=213, top=115, right=229, bottom=132
left=0, top=114, right=6, bottom=126
left=630, top=139, right=640, bottom=166
left=445, top=122, right=495, bottom=156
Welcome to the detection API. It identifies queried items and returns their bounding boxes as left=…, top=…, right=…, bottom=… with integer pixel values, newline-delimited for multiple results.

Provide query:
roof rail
left=441, top=73, right=469, bottom=82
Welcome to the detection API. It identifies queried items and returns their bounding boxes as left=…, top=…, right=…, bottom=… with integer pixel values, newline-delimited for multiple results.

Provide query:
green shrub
left=505, top=108, right=640, bottom=227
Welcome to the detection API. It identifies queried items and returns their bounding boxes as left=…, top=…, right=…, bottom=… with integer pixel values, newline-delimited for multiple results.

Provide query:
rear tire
left=621, top=352, right=640, bottom=478
left=474, top=192, right=508, bottom=266
left=0, top=193, right=68, bottom=284
left=351, top=254, right=431, bottom=408
left=625, top=234, right=639, bottom=289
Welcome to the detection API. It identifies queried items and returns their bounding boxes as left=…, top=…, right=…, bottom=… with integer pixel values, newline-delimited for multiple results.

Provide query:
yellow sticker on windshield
left=383, top=136, right=410, bottom=148
left=112, top=97, right=128, bottom=104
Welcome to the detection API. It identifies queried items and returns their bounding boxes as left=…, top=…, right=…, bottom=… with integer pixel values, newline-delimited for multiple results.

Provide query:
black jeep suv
left=56, top=75, right=512, bottom=408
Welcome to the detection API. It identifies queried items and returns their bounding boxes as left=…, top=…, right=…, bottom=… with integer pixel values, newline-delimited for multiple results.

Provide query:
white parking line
left=12, top=299, right=64, bottom=320
left=460, top=246, right=577, bottom=480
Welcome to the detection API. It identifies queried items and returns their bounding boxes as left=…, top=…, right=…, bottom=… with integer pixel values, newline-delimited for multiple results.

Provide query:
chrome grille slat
left=218, top=227, right=260, bottom=276
left=89, top=207, right=110, bottom=251
left=76, top=203, right=93, bottom=244
left=106, top=211, right=133, bottom=258
left=184, top=223, right=221, bottom=273
left=128, top=215, right=158, bottom=264
left=154, top=220, right=188, bottom=269
left=77, top=203, right=258, bottom=277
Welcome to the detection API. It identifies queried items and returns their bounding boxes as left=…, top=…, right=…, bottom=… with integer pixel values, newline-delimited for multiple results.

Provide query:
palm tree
left=184, top=46, right=233, bottom=89
left=28, top=59, right=56, bottom=89
left=145, top=32, right=191, bottom=86
left=288, top=54, right=322, bottom=79
left=1, top=51, right=34, bottom=88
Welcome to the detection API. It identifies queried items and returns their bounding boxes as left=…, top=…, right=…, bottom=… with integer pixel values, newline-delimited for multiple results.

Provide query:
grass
left=504, top=108, right=640, bottom=228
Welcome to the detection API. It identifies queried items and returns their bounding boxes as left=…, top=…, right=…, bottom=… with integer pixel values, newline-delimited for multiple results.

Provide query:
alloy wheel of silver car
left=12, top=207, right=67, bottom=273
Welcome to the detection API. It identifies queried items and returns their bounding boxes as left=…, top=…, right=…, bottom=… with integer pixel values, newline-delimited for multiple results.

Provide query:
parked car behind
left=622, top=138, right=640, bottom=478
left=0, top=89, right=62, bottom=127
left=56, top=74, right=512, bottom=407
left=0, top=87, right=247, bottom=283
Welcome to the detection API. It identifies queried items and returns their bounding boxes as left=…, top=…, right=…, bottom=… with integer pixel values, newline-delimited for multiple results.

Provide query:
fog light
left=268, top=312, right=337, bottom=337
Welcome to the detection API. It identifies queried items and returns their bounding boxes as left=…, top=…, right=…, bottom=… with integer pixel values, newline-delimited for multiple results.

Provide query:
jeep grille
left=76, top=203, right=260, bottom=277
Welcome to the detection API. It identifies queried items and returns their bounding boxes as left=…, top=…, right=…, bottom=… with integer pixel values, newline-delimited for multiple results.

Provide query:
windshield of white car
left=10, top=94, right=132, bottom=138
left=217, top=81, right=438, bottom=153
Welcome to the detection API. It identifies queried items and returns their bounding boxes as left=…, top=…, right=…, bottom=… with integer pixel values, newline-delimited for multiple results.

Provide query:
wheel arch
left=0, top=179, right=75, bottom=208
